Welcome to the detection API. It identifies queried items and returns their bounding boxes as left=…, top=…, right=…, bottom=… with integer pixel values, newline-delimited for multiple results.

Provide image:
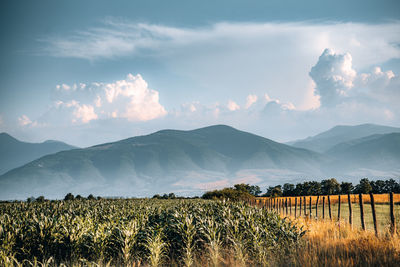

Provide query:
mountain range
left=0, top=124, right=399, bottom=200
left=288, top=124, right=400, bottom=153
left=0, top=133, right=76, bottom=175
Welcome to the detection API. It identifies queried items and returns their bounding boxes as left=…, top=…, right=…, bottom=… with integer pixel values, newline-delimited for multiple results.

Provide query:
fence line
left=252, top=193, right=399, bottom=236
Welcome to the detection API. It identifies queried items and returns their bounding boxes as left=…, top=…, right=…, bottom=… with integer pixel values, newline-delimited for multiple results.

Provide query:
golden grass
left=277, top=216, right=400, bottom=267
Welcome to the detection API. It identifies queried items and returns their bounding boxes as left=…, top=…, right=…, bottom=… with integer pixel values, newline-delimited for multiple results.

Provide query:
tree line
left=264, top=178, right=400, bottom=197
left=201, top=178, right=400, bottom=200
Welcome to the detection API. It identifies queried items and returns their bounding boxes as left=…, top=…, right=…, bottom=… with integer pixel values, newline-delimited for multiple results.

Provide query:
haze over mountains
left=288, top=124, right=400, bottom=153
left=0, top=124, right=399, bottom=200
left=0, top=133, right=76, bottom=175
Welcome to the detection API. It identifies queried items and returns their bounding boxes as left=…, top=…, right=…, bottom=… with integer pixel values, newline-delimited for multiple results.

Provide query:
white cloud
left=227, top=100, right=240, bottom=111
left=72, top=103, right=98, bottom=123
left=309, top=48, right=400, bottom=118
left=357, top=66, right=399, bottom=102
left=18, top=115, right=32, bottom=126
left=309, top=48, right=357, bottom=107
left=44, top=20, right=400, bottom=66
left=245, top=94, right=258, bottom=109
left=50, top=74, right=167, bottom=124
left=43, top=20, right=400, bottom=111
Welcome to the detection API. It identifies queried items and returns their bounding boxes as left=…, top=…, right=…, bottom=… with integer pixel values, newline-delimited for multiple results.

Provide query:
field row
left=0, top=199, right=303, bottom=266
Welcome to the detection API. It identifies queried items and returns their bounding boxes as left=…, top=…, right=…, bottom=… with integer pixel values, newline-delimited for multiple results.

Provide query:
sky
left=1, top=0, right=400, bottom=147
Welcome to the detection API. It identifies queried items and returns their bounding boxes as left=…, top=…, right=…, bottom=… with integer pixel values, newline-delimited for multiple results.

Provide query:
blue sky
left=1, top=0, right=400, bottom=147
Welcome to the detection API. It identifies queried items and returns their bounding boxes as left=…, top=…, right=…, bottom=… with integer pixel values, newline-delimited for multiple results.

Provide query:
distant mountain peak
left=0, top=132, right=17, bottom=139
left=0, top=133, right=77, bottom=175
left=289, top=123, right=400, bottom=153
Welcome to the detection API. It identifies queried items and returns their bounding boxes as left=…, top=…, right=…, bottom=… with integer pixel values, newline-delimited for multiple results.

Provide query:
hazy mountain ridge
left=0, top=125, right=325, bottom=200
left=288, top=124, right=400, bottom=153
left=0, top=132, right=77, bottom=175
left=326, top=132, right=400, bottom=171
left=1, top=124, right=399, bottom=200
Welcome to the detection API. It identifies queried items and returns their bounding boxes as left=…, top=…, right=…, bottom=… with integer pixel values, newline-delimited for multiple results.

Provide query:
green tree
left=354, top=178, right=372, bottom=194
left=233, top=183, right=261, bottom=196
left=64, top=193, right=74, bottom=201
left=384, top=179, right=400, bottom=193
left=264, top=185, right=283, bottom=197
left=36, top=196, right=46, bottom=202
left=321, top=178, right=341, bottom=195
left=340, top=182, right=354, bottom=194
left=283, top=183, right=295, bottom=196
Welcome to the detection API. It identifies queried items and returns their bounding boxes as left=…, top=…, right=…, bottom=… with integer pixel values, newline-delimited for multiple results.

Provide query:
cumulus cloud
left=50, top=74, right=167, bottom=124
left=310, top=48, right=357, bottom=107
left=357, top=67, right=399, bottom=102
left=309, top=48, right=399, bottom=120
left=40, top=20, right=400, bottom=112
left=72, top=103, right=98, bottom=123
left=227, top=100, right=240, bottom=111
left=245, top=94, right=258, bottom=109
left=18, top=115, right=32, bottom=126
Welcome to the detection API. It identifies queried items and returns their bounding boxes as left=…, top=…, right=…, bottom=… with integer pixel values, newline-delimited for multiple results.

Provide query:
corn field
left=0, top=199, right=304, bottom=266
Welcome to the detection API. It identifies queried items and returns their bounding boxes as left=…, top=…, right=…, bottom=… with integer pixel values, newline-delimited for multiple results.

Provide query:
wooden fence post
left=390, top=192, right=396, bottom=235
left=347, top=193, right=352, bottom=228
left=359, top=193, right=366, bottom=231
left=289, top=198, right=292, bottom=216
left=369, top=193, right=378, bottom=237
left=277, top=198, right=280, bottom=213
left=299, top=197, right=302, bottom=216
left=328, top=195, right=332, bottom=220
left=274, top=198, right=276, bottom=211
left=309, top=196, right=312, bottom=218
left=315, top=195, right=320, bottom=218
left=285, top=198, right=288, bottom=215
left=337, top=195, right=341, bottom=222
left=322, top=196, right=325, bottom=219
left=279, top=199, right=281, bottom=214
left=303, top=196, right=307, bottom=217
left=295, top=197, right=297, bottom=218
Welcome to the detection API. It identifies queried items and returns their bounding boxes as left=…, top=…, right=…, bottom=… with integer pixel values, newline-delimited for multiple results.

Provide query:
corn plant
left=0, top=198, right=304, bottom=266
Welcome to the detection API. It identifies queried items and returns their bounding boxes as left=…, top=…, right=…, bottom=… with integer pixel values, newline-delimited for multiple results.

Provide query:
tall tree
left=321, top=178, right=341, bottom=195
left=354, top=178, right=372, bottom=194
left=340, top=182, right=354, bottom=194
left=283, top=183, right=295, bottom=196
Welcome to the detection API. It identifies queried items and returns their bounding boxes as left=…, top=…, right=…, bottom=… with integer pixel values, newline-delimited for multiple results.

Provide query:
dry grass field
left=283, top=217, right=400, bottom=267
left=256, top=193, right=400, bottom=266
left=257, top=193, right=400, bottom=234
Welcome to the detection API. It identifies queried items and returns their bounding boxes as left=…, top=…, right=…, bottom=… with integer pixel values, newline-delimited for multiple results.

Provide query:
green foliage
left=264, top=185, right=283, bottom=197
left=321, top=178, right=341, bottom=195
left=202, top=188, right=254, bottom=201
left=234, top=184, right=262, bottom=196
left=340, top=182, right=354, bottom=194
left=354, top=178, right=373, bottom=194
left=265, top=178, right=400, bottom=196
left=0, top=199, right=304, bottom=266
left=64, top=193, right=74, bottom=201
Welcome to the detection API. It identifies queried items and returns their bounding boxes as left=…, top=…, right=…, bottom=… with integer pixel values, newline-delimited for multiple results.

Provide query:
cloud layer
left=36, top=74, right=167, bottom=126
left=42, top=20, right=400, bottom=112
left=10, top=20, right=400, bottom=146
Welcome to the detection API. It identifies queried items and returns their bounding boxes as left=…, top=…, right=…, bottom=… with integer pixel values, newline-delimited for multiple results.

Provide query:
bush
left=64, top=193, right=74, bottom=201
left=202, top=188, right=254, bottom=201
